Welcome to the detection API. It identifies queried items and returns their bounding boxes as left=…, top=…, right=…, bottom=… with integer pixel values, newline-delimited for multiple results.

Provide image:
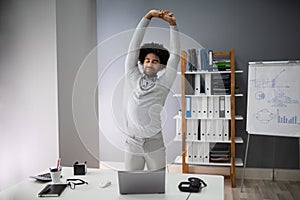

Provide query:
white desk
left=0, top=167, right=224, bottom=200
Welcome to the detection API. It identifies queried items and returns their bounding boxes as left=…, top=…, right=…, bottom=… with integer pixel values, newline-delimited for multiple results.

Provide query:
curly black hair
left=138, top=43, right=170, bottom=66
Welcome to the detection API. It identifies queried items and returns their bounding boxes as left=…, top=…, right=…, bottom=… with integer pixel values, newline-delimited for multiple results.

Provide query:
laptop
left=118, top=168, right=165, bottom=194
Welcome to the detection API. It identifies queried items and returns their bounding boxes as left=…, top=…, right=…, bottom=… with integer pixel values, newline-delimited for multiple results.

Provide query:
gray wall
left=56, top=0, right=99, bottom=168
left=0, top=0, right=58, bottom=191
left=97, top=0, right=300, bottom=169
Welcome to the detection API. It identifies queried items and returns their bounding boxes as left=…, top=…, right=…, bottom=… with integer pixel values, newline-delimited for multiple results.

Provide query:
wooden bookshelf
left=178, top=48, right=242, bottom=188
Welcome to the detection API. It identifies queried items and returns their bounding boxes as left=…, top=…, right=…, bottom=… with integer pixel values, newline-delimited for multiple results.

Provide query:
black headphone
left=178, top=177, right=207, bottom=193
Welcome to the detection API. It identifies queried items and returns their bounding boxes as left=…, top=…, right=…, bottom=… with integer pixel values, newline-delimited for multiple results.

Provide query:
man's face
left=143, top=53, right=162, bottom=78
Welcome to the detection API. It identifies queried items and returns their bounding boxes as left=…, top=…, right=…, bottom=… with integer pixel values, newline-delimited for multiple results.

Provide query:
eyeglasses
left=66, top=179, right=88, bottom=190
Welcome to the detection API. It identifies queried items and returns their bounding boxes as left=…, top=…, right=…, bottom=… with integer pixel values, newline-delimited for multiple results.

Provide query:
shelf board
left=177, top=70, right=243, bottom=75
left=235, top=115, right=244, bottom=120
left=174, top=136, right=243, bottom=144
left=173, top=115, right=243, bottom=120
left=173, top=94, right=231, bottom=98
left=173, top=94, right=242, bottom=97
left=174, top=156, right=243, bottom=167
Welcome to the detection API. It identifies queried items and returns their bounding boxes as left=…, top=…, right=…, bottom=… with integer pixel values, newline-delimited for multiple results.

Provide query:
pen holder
left=73, top=161, right=87, bottom=175
left=50, top=167, right=62, bottom=183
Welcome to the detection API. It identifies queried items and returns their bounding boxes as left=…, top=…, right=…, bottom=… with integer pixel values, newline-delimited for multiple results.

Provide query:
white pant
left=124, top=133, right=166, bottom=171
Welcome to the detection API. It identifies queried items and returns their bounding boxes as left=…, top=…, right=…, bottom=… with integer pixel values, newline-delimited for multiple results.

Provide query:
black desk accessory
left=30, top=173, right=52, bottom=182
left=38, top=184, right=67, bottom=197
left=73, top=161, right=87, bottom=175
left=178, top=177, right=207, bottom=193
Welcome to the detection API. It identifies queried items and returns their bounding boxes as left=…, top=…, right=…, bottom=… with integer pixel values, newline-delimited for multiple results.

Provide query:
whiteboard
left=246, top=61, right=300, bottom=137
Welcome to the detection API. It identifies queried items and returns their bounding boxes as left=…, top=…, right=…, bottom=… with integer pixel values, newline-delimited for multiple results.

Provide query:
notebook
left=118, top=169, right=165, bottom=194
left=38, top=184, right=67, bottom=197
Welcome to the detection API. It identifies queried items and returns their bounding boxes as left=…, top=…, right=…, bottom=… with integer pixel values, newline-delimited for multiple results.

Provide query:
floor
left=224, top=178, right=300, bottom=200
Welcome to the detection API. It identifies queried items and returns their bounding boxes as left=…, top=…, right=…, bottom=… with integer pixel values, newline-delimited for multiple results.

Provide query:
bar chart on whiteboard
left=246, top=61, right=300, bottom=137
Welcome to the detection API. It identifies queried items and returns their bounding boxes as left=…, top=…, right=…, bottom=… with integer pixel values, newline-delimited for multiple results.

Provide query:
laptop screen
left=118, top=169, right=166, bottom=194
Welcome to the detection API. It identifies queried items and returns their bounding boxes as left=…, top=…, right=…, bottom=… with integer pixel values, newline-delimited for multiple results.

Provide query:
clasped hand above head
left=145, top=9, right=177, bottom=26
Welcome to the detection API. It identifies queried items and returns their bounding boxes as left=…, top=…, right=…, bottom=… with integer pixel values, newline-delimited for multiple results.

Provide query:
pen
left=56, top=158, right=61, bottom=171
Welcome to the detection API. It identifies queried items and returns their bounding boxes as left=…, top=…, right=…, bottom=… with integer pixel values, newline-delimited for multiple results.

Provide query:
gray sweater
left=124, top=17, right=180, bottom=139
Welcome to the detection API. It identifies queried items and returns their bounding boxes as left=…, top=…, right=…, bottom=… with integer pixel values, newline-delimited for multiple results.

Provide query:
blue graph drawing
left=268, top=91, right=299, bottom=107
left=277, top=109, right=300, bottom=125
left=255, top=109, right=275, bottom=123
left=251, top=68, right=290, bottom=89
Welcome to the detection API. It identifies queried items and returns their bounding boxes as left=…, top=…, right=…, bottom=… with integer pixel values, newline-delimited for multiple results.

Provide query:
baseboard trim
left=273, top=168, right=300, bottom=181
left=235, top=167, right=272, bottom=180
left=235, top=167, right=300, bottom=181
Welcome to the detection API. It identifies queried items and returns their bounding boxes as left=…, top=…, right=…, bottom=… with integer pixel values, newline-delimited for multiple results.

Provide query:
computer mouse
left=99, top=180, right=111, bottom=188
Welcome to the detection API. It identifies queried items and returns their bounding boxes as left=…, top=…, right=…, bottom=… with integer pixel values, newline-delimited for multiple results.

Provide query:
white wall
left=0, top=0, right=58, bottom=191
